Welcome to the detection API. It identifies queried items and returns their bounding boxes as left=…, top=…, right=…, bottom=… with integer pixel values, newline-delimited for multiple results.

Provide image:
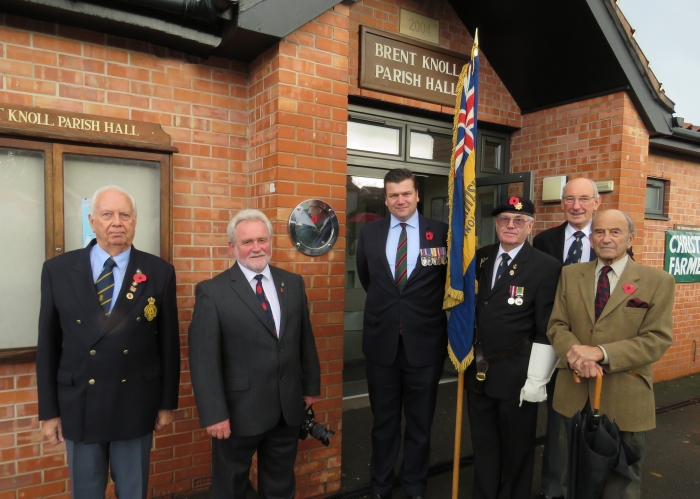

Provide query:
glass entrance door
left=343, top=169, right=532, bottom=397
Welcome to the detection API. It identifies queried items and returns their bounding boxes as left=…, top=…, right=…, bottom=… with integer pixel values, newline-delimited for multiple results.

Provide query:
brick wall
left=512, top=92, right=700, bottom=381
left=246, top=4, right=350, bottom=497
left=644, top=151, right=700, bottom=380
left=2, top=0, right=699, bottom=497
left=0, top=2, right=348, bottom=495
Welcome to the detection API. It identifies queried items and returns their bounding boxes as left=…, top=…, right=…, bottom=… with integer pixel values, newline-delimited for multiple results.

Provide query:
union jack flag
left=444, top=45, right=479, bottom=372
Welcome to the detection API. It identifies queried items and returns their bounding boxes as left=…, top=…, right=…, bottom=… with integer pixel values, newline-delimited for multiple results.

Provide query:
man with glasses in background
left=466, top=197, right=561, bottom=499
left=532, top=177, right=602, bottom=499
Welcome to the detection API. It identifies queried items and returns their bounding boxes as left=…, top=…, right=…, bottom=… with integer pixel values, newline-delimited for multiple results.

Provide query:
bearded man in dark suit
left=188, top=209, right=320, bottom=499
left=356, top=168, right=448, bottom=499
left=37, top=185, right=180, bottom=499
left=467, top=197, right=561, bottom=499
left=532, top=177, right=601, bottom=499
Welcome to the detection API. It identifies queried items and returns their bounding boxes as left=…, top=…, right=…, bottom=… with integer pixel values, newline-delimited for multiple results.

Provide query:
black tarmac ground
left=181, top=373, right=700, bottom=498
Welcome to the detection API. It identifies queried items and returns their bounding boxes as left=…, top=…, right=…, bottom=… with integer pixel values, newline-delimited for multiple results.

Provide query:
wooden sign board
left=359, top=26, right=471, bottom=108
left=0, top=104, right=176, bottom=152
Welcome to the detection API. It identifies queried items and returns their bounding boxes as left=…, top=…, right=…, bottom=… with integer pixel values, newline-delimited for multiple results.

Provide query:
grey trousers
left=556, top=412, right=646, bottom=499
left=66, top=433, right=152, bottom=499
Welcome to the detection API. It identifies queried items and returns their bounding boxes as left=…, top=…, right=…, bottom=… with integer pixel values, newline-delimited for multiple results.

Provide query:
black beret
left=491, top=196, right=535, bottom=217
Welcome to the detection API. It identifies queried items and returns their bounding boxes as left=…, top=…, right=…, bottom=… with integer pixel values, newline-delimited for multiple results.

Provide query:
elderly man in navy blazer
left=356, top=168, right=448, bottom=499
left=37, top=185, right=180, bottom=499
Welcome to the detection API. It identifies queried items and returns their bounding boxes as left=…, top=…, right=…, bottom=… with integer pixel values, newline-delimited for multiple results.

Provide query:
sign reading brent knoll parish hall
left=360, top=26, right=470, bottom=107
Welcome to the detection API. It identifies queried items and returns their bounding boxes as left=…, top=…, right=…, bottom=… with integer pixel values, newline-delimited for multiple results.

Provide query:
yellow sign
left=399, top=9, right=440, bottom=45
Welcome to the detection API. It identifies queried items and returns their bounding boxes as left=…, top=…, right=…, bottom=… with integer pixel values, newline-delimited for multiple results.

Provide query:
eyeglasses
left=495, top=215, right=532, bottom=228
left=563, top=196, right=595, bottom=205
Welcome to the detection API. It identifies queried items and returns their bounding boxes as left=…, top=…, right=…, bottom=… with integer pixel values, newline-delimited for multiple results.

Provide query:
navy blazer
left=37, top=240, right=180, bottom=443
left=356, top=213, right=448, bottom=367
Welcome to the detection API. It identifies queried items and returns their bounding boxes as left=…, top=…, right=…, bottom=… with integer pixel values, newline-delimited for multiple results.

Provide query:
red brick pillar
left=247, top=4, right=350, bottom=497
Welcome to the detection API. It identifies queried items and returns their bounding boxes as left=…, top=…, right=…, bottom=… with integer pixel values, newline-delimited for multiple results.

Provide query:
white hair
left=90, top=185, right=137, bottom=217
left=227, top=209, right=274, bottom=244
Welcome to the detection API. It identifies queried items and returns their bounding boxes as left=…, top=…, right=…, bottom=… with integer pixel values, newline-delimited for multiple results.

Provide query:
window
left=0, top=137, right=172, bottom=358
left=645, top=178, right=668, bottom=219
left=478, top=131, right=509, bottom=175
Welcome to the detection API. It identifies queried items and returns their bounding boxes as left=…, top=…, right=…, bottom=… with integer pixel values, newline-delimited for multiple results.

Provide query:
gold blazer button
left=89, top=379, right=95, bottom=385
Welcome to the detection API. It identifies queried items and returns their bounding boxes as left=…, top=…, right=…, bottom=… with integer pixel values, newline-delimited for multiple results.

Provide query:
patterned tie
left=96, top=257, right=117, bottom=316
left=565, top=231, right=585, bottom=266
left=494, top=253, right=511, bottom=287
left=395, top=222, right=408, bottom=293
left=254, top=275, right=277, bottom=336
left=595, top=266, right=612, bottom=321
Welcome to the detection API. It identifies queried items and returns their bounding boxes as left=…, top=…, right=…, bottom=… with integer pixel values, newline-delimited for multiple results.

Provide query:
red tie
left=254, top=275, right=277, bottom=336
left=594, top=266, right=612, bottom=321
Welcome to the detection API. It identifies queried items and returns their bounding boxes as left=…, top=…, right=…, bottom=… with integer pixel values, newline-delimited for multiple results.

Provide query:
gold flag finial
left=472, top=28, right=479, bottom=59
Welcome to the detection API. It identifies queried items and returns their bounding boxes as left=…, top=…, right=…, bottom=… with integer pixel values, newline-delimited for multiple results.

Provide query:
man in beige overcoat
left=547, top=209, right=674, bottom=499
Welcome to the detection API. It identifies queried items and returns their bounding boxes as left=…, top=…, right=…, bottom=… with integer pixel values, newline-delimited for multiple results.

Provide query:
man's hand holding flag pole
left=444, top=29, right=479, bottom=499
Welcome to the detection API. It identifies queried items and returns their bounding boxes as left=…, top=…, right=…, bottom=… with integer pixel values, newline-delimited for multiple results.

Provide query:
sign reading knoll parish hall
left=360, top=26, right=470, bottom=108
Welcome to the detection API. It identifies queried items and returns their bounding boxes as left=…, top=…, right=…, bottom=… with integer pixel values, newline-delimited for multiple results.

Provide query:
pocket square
left=627, top=298, right=649, bottom=308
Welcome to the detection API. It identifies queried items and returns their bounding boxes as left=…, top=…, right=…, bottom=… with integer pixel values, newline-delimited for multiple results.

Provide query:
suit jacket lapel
left=100, top=247, right=146, bottom=339
left=577, top=262, right=597, bottom=325
left=477, top=245, right=498, bottom=296
left=69, top=242, right=106, bottom=346
left=553, top=222, right=566, bottom=262
left=376, top=217, right=395, bottom=283
left=230, top=263, right=277, bottom=339
left=270, top=266, right=287, bottom=340
left=597, top=259, right=641, bottom=322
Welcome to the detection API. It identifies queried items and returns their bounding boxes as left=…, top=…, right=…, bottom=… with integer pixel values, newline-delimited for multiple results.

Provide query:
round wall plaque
left=288, top=199, right=339, bottom=256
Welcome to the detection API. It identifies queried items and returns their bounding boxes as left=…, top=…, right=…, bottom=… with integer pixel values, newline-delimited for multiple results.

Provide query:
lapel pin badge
left=281, top=282, right=285, bottom=293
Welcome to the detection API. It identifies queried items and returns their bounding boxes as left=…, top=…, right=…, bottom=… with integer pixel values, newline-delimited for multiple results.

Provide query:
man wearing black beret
left=466, top=196, right=562, bottom=499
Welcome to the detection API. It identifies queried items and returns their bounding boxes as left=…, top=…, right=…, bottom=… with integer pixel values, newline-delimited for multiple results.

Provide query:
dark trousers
left=365, top=339, right=444, bottom=497
left=210, top=422, right=298, bottom=499
left=541, top=370, right=565, bottom=497
left=66, top=433, right=152, bottom=499
left=467, top=390, right=539, bottom=499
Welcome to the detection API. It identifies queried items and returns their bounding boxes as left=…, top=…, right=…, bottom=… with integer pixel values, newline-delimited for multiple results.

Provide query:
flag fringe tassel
left=448, top=344, right=474, bottom=373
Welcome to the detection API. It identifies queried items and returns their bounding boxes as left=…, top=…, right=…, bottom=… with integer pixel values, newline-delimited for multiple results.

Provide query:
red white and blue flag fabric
left=444, top=47, right=479, bottom=372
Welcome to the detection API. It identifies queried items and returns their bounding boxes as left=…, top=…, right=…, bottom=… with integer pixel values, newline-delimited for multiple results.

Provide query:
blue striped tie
left=96, top=257, right=117, bottom=315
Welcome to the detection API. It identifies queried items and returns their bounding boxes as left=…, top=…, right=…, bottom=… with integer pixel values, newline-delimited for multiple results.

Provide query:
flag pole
left=451, top=371, right=465, bottom=499
left=451, top=28, right=479, bottom=499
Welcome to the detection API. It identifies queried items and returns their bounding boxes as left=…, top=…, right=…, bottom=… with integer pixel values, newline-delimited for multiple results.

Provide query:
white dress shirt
left=238, top=263, right=282, bottom=337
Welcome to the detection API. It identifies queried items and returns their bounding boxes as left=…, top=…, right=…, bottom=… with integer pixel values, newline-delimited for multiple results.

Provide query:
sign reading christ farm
left=665, top=230, right=700, bottom=282
left=359, top=26, right=470, bottom=107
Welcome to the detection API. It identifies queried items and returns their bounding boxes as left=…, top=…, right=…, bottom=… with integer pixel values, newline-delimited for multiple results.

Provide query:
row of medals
left=508, top=285, right=524, bottom=306
left=420, top=247, right=447, bottom=266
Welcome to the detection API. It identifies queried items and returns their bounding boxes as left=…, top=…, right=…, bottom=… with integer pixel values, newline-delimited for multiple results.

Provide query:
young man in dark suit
left=532, top=177, right=601, bottom=499
left=467, top=197, right=561, bottom=499
left=356, top=168, right=448, bottom=499
left=188, top=209, right=320, bottom=499
left=37, top=185, right=180, bottom=499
